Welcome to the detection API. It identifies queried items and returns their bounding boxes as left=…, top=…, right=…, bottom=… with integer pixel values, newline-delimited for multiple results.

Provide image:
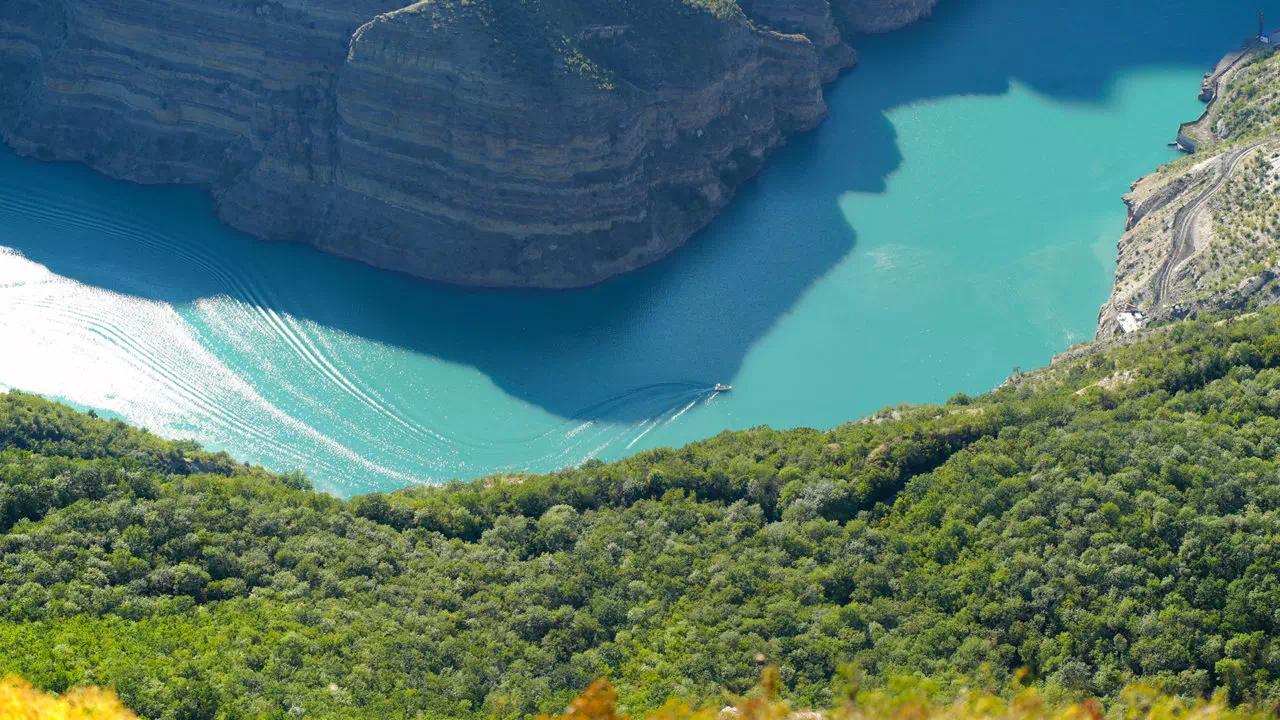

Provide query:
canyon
left=0, top=0, right=934, bottom=288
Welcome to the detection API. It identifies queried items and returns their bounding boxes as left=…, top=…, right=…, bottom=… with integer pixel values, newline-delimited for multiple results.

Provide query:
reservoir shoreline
left=1, top=0, right=1269, bottom=494
left=1092, top=35, right=1280, bottom=345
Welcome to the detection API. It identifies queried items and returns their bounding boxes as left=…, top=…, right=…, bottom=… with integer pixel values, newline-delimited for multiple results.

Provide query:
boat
left=714, top=383, right=732, bottom=392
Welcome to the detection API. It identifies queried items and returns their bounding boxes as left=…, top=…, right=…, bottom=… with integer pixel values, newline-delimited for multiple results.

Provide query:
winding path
left=1151, top=141, right=1265, bottom=307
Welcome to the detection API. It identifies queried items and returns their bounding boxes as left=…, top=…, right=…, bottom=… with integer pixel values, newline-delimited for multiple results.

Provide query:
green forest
left=6, top=307, right=1280, bottom=718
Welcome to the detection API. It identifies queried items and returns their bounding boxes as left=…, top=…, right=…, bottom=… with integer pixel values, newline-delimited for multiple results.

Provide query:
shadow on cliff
left=3, top=0, right=1277, bottom=427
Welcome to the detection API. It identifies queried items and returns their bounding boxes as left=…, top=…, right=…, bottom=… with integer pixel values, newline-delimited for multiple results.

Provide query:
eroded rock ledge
left=0, top=0, right=935, bottom=287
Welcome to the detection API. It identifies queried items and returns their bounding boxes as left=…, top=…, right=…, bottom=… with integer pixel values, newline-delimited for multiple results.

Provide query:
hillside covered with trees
left=5, top=308, right=1280, bottom=717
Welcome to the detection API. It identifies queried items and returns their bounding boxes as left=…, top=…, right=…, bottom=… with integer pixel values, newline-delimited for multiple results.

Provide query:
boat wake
left=480, top=382, right=721, bottom=468
left=0, top=170, right=730, bottom=494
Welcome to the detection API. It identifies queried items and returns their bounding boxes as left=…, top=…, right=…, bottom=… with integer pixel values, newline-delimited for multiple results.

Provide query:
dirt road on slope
left=1151, top=142, right=1265, bottom=308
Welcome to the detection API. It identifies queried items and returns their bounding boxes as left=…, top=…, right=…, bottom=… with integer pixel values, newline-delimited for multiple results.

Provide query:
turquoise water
left=0, top=0, right=1271, bottom=495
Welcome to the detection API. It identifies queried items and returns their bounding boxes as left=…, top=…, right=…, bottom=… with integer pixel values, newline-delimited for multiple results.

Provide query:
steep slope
left=0, top=0, right=934, bottom=288
left=838, top=0, right=936, bottom=33
left=1097, top=42, right=1280, bottom=338
left=5, top=307, right=1280, bottom=716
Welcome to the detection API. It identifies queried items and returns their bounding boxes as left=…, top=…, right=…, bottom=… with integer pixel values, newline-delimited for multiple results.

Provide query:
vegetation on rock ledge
left=409, top=0, right=744, bottom=91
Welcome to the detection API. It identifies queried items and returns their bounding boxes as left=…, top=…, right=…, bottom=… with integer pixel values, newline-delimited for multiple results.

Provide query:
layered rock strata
left=838, top=0, right=937, bottom=33
left=0, top=0, right=936, bottom=287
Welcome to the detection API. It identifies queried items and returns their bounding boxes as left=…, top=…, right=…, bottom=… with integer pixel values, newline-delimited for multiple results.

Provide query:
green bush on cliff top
left=414, top=0, right=742, bottom=90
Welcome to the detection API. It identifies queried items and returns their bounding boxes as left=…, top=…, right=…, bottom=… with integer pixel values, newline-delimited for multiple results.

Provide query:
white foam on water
left=665, top=398, right=700, bottom=425
left=0, top=249, right=423, bottom=491
left=0, top=196, right=718, bottom=491
left=626, top=419, right=661, bottom=450
left=566, top=421, right=594, bottom=438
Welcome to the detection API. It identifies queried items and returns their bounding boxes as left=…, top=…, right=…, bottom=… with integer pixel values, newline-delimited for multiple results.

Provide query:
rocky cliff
left=839, top=0, right=936, bottom=33
left=1096, top=42, right=1280, bottom=340
left=0, top=0, right=935, bottom=287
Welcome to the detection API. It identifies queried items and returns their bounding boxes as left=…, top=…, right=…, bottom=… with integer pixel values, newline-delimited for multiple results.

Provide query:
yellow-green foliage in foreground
left=537, top=670, right=1272, bottom=720
left=0, top=670, right=1273, bottom=720
left=0, top=676, right=136, bottom=719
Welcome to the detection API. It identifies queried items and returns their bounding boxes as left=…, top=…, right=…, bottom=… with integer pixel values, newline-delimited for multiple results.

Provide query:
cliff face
left=1096, top=44, right=1280, bottom=340
left=0, top=0, right=933, bottom=288
left=0, top=0, right=405, bottom=183
left=837, top=0, right=936, bottom=33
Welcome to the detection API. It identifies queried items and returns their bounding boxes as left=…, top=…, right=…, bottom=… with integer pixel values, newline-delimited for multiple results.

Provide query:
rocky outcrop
left=0, top=0, right=405, bottom=195
left=740, top=0, right=856, bottom=81
left=1096, top=44, right=1280, bottom=340
left=837, top=0, right=937, bottom=34
left=0, top=0, right=934, bottom=287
